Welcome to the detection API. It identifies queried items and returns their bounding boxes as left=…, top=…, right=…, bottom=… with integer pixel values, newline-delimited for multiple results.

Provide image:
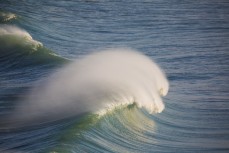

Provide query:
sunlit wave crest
left=10, top=49, right=169, bottom=126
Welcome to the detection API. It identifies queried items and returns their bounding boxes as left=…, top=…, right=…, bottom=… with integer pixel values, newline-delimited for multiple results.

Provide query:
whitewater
left=0, top=0, right=229, bottom=153
left=9, top=49, right=168, bottom=126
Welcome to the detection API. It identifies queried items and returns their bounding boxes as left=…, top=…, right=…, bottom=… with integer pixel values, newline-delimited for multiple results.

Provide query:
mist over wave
left=11, top=49, right=169, bottom=126
left=0, top=1, right=228, bottom=152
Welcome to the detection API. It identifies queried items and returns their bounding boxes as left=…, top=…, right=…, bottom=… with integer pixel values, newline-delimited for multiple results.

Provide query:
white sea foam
left=12, top=49, right=169, bottom=124
left=0, top=12, right=17, bottom=22
left=0, top=25, right=42, bottom=50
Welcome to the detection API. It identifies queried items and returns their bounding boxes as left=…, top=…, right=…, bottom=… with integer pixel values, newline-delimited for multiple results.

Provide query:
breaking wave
left=10, top=49, right=169, bottom=126
left=0, top=25, right=67, bottom=71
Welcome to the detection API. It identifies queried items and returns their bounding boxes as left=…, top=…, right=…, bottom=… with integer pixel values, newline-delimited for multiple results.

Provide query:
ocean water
left=0, top=0, right=229, bottom=152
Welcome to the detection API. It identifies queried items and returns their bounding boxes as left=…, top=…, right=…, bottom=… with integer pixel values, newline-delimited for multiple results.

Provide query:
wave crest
left=0, top=25, right=43, bottom=50
left=0, top=26, right=67, bottom=70
left=12, top=49, right=169, bottom=125
left=0, top=11, right=17, bottom=22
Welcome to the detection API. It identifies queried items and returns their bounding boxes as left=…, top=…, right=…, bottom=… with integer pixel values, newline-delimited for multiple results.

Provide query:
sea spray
left=11, top=49, right=169, bottom=125
left=0, top=25, right=43, bottom=50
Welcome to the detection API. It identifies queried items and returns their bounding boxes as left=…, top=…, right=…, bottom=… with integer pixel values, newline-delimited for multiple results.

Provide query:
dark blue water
left=0, top=0, right=229, bottom=152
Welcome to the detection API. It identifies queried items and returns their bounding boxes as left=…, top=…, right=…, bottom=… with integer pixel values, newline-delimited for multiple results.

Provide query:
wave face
left=1, top=0, right=229, bottom=153
left=10, top=49, right=169, bottom=126
left=51, top=104, right=158, bottom=153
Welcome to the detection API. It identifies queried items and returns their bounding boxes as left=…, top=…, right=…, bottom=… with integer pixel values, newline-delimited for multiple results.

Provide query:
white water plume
left=0, top=25, right=42, bottom=50
left=12, top=49, right=169, bottom=124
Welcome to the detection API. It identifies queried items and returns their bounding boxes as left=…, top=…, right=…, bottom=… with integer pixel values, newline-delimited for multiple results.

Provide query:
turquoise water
left=0, top=0, right=229, bottom=152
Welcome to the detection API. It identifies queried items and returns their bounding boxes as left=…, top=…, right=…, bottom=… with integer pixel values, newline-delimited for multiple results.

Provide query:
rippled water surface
left=0, top=0, right=229, bottom=152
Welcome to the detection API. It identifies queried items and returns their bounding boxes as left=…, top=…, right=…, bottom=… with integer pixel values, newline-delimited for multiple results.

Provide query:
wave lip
left=11, top=49, right=169, bottom=126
